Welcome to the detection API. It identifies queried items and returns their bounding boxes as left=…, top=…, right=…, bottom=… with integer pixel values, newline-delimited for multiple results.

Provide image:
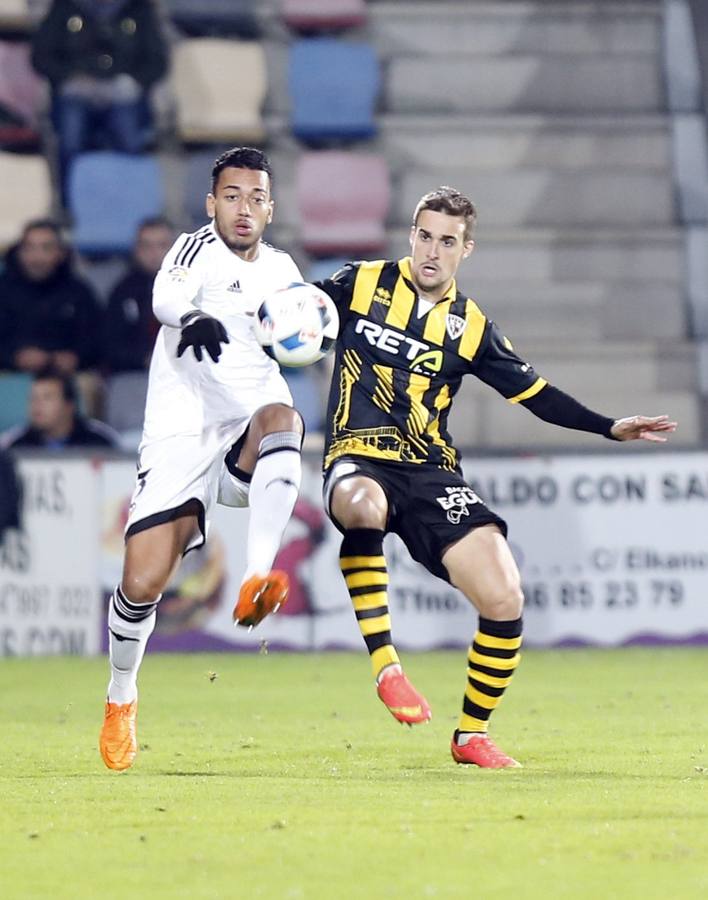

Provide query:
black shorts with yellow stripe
left=324, top=456, right=507, bottom=583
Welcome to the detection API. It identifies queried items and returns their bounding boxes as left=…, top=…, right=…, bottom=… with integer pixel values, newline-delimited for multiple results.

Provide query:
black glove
left=177, top=311, right=229, bottom=363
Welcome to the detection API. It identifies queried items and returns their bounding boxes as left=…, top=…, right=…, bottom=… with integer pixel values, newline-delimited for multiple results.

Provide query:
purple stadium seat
left=282, top=0, right=367, bottom=31
left=297, top=151, right=390, bottom=256
left=0, top=41, right=44, bottom=145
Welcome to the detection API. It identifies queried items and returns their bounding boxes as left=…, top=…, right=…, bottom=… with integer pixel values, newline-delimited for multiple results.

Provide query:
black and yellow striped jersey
left=316, top=257, right=547, bottom=472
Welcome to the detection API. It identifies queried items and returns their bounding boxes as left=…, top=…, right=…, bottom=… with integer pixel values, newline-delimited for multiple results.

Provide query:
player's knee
left=329, top=474, right=388, bottom=530
left=478, top=582, right=524, bottom=621
left=254, top=403, right=304, bottom=436
left=121, top=570, right=165, bottom=606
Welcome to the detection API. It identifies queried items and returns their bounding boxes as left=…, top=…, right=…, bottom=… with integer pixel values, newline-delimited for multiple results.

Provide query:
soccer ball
left=253, top=282, right=339, bottom=368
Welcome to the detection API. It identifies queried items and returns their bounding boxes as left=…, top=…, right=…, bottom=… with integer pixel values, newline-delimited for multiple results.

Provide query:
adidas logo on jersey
left=227, top=281, right=242, bottom=293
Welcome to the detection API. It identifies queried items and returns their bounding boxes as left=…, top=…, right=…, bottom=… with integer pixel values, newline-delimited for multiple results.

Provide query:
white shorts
left=125, top=404, right=291, bottom=553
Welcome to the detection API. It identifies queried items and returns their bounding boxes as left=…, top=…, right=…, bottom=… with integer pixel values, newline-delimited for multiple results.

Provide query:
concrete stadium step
left=386, top=56, right=664, bottom=114
left=509, top=340, right=698, bottom=393
left=394, top=168, right=675, bottom=228
left=377, top=115, right=671, bottom=172
left=474, top=282, right=686, bottom=341
left=449, top=387, right=700, bottom=449
left=370, top=2, right=661, bottom=58
left=386, top=228, right=685, bottom=283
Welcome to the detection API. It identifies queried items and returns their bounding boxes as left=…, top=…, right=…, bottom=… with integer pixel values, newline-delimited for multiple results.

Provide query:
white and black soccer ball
left=253, top=282, right=339, bottom=368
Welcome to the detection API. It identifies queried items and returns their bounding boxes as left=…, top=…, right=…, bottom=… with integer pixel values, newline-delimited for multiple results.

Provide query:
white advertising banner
left=100, top=451, right=708, bottom=652
left=0, top=458, right=101, bottom=656
left=466, top=453, right=708, bottom=646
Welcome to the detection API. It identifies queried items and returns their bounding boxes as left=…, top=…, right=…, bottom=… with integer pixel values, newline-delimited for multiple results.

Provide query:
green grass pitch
left=1, top=648, right=707, bottom=899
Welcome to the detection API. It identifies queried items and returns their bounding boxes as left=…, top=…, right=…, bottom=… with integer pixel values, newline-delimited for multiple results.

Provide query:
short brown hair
left=413, top=186, right=477, bottom=241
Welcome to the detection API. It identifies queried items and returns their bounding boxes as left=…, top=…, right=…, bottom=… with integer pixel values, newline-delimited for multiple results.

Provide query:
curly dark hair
left=211, top=147, right=272, bottom=192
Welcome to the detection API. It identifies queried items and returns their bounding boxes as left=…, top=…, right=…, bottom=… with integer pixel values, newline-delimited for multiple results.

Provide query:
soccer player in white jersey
left=100, top=148, right=306, bottom=771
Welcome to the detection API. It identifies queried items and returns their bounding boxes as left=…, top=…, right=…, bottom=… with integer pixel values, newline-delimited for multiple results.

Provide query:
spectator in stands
left=1, top=367, right=119, bottom=449
left=104, top=217, right=174, bottom=372
left=0, top=219, right=103, bottom=374
left=30, top=0, right=169, bottom=206
left=0, top=448, right=22, bottom=539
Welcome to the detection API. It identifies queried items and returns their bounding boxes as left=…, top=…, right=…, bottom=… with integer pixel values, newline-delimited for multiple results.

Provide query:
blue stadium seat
left=289, top=39, right=379, bottom=142
left=184, top=149, right=225, bottom=229
left=69, top=152, right=165, bottom=255
left=105, top=372, right=149, bottom=433
left=307, top=258, right=350, bottom=282
left=0, top=372, right=32, bottom=433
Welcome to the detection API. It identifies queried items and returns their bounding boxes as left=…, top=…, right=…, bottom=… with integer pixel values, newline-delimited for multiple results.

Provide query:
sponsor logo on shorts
left=436, top=485, right=481, bottom=524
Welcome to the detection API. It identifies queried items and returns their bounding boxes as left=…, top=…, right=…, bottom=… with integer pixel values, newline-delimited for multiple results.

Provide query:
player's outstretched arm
left=176, top=311, right=229, bottom=363
left=610, top=415, right=677, bottom=442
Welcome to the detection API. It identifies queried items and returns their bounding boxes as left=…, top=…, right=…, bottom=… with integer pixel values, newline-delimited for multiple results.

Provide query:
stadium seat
left=68, top=152, right=165, bottom=255
left=289, top=39, right=379, bottom=142
left=0, top=40, right=44, bottom=146
left=0, top=0, right=31, bottom=32
left=164, top=0, right=260, bottom=38
left=173, top=39, right=267, bottom=143
left=0, top=372, right=32, bottom=434
left=281, top=0, right=367, bottom=32
left=183, top=149, right=224, bottom=229
left=297, top=152, right=390, bottom=255
left=104, top=372, right=149, bottom=435
left=0, top=151, right=51, bottom=248
left=307, top=258, right=351, bottom=282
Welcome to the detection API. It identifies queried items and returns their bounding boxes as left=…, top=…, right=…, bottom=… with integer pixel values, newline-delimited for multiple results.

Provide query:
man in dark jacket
left=31, top=0, right=169, bottom=205
left=1, top=367, right=119, bottom=449
left=104, top=217, right=173, bottom=372
left=0, top=219, right=103, bottom=373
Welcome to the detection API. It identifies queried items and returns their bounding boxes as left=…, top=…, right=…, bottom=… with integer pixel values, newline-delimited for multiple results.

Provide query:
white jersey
left=142, top=222, right=303, bottom=444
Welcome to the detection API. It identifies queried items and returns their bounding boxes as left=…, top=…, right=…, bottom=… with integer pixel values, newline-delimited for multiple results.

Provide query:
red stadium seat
left=282, top=0, right=367, bottom=31
left=297, top=151, right=390, bottom=256
left=0, top=40, right=44, bottom=146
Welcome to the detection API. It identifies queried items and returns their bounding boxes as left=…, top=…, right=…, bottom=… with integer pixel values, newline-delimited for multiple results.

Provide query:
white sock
left=106, top=586, right=158, bottom=705
left=376, top=663, right=402, bottom=684
left=456, top=731, right=486, bottom=746
left=242, top=432, right=302, bottom=582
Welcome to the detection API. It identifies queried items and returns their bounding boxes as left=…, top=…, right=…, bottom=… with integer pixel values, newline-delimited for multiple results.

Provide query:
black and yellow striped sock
left=458, top=616, right=523, bottom=734
left=339, top=528, right=399, bottom=681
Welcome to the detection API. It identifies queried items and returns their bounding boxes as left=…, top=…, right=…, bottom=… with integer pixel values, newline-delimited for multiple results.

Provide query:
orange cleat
left=100, top=699, right=137, bottom=771
left=233, top=570, right=289, bottom=629
left=376, top=669, right=431, bottom=725
left=450, top=730, right=521, bottom=768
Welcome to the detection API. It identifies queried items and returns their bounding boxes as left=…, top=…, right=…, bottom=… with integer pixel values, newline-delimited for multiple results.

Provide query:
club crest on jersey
left=168, top=266, right=188, bottom=283
left=446, top=314, right=466, bottom=341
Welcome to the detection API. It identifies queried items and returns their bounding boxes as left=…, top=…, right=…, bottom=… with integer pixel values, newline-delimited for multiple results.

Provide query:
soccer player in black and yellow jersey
left=315, top=187, right=677, bottom=768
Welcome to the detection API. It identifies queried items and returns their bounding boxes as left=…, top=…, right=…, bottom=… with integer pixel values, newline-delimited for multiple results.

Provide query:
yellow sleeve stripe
left=508, top=377, right=547, bottom=404
left=351, top=260, right=386, bottom=315
left=457, top=299, right=487, bottom=361
left=340, top=555, right=387, bottom=570
left=474, top=633, right=522, bottom=651
left=359, top=614, right=392, bottom=636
